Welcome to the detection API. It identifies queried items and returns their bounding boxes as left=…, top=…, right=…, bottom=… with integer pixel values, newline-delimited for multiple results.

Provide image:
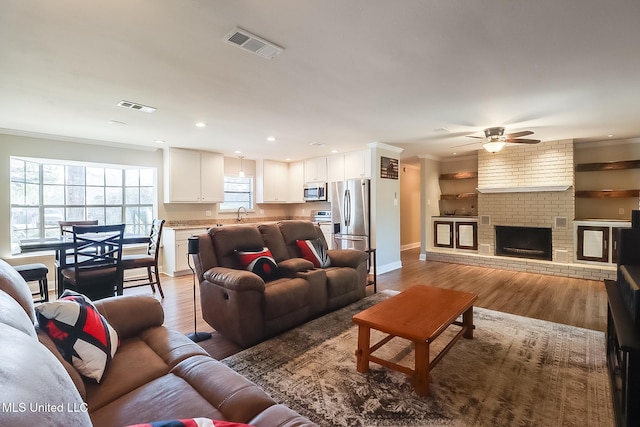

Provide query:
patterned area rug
left=222, top=291, right=614, bottom=427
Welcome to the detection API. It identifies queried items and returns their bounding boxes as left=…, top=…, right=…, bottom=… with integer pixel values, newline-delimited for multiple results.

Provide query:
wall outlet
left=619, top=208, right=625, bottom=215
left=260, top=209, right=264, bottom=214
left=205, top=210, right=212, bottom=217
left=302, top=208, right=306, bottom=214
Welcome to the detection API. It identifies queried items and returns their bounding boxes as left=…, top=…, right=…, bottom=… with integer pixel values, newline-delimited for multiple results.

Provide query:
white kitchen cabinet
left=327, top=153, right=345, bottom=183
left=344, top=149, right=371, bottom=180
left=164, top=148, right=224, bottom=203
left=289, top=161, right=305, bottom=203
left=432, top=217, right=478, bottom=251
left=256, top=159, right=291, bottom=203
left=162, top=227, right=208, bottom=276
left=304, top=157, right=327, bottom=183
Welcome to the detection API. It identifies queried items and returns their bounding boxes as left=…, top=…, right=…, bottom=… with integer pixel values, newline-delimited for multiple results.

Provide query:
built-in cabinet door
left=327, top=154, right=345, bottom=184
left=164, top=148, right=202, bottom=202
left=456, top=222, right=478, bottom=250
left=256, top=159, right=290, bottom=203
left=200, top=151, right=224, bottom=202
left=434, top=221, right=454, bottom=248
left=288, top=161, right=305, bottom=203
left=304, top=157, right=327, bottom=183
left=344, top=150, right=371, bottom=179
left=576, top=226, right=609, bottom=262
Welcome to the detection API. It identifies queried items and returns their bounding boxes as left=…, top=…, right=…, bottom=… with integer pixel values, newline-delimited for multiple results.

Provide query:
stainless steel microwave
left=303, top=182, right=327, bottom=201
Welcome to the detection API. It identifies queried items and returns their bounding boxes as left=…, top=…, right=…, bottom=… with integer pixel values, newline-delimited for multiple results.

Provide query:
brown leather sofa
left=0, top=259, right=316, bottom=427
left=193, top=220, right=370, bottom=347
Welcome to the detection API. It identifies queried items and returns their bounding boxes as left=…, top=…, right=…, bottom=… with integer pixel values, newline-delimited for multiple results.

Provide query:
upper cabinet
left=326, top=149, right=371, bottom=183
left=256, top=159, right=303, bottom=203
left=164, top=148, right=224, bottom=203
left=304, top=157, right=327, bottom=183
left=344, top=149, right=371, bottom=180
left=327, top=153, right=345, bottom=183
left=289, top=161, right=305, bottom=203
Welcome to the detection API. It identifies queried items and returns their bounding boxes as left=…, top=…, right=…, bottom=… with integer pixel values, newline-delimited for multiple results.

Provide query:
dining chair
left=121, top=219, right=166, bottom=298
left=13, top=262, right=49, bottom=303
left=55, top=220, right=99, bottom=293
left=59, top=224, right=125, bottom=301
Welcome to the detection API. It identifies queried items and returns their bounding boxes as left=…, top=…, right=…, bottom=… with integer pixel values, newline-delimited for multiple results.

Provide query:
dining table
left=19, top=234, right=150, bottom=297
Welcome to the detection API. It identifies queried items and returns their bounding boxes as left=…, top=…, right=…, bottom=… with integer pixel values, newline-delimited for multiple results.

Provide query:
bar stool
left=14, top=263, right=49, bottom=302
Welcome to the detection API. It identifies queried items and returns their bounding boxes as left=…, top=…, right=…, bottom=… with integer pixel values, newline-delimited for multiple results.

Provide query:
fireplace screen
left=495, top=226, right=552, bottom=261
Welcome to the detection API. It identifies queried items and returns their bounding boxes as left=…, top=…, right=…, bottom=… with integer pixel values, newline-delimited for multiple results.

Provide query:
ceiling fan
left=466, top=127, right=541, bottom=153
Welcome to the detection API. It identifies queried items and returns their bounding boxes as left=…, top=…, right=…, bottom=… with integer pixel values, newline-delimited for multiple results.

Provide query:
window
left=219, top=175, right=253, bottom=211
left=10, top=157, right=156, bottom=254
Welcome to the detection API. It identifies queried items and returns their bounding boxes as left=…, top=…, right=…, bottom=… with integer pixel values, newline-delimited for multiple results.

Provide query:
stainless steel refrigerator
left=331, top=178, right=370, bottom=251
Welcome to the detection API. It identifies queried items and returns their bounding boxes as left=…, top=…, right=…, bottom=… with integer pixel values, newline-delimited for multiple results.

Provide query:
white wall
left=369, top=142, right=403, bottom=273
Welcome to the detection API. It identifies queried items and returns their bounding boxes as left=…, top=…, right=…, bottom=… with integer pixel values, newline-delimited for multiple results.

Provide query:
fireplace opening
left=495, top=226, right=552, bottom=261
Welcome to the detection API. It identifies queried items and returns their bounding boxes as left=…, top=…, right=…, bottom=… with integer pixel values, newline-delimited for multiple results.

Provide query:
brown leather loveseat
left=0, top=259, right=316, bottom=427
left=193, top=220, right=370, bottom=347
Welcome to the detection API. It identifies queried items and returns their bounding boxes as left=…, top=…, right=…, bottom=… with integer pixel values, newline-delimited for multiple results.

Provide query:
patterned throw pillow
left=296, top=238, right=331, bottom=268
left=35, top=290, right=118, bottom=383
left=127, top=418, right=251, bottom=427
left=236, top=247, right=279, bottom=281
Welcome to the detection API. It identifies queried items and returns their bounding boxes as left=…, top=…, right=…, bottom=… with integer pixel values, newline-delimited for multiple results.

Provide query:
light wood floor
left=118, top=247, right=608, bottom=357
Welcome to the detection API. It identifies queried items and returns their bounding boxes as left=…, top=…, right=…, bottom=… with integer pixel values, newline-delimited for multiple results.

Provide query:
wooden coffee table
left=352, top=285, right=477, bottom=396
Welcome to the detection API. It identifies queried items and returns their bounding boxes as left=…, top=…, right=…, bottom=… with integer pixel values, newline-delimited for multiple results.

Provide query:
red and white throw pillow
left=127, top=418, right=252, bottom=427
left=296, top=238, right=331, bottom=268
left=236, top=247, right=279, bottom=281
left=35, top=290, right=118, bottom=383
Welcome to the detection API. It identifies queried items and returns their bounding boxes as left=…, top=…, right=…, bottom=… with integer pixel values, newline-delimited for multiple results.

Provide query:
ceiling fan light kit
left=483, top=141, right=506, bottom=153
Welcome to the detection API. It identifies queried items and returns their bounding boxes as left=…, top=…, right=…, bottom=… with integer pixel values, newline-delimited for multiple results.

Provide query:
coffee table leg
left=356, top=325, right=370, bottom=373
left=463, top=306, right=474, bottom=339
left=414, top=341, right=430, bottom=396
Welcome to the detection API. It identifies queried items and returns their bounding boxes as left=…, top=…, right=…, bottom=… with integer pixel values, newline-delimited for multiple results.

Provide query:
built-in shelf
left=476, top=185, right=572, bottom=193
left=576, top=159, right=640, bottom=172
left=440, top=193, right=478, bottom=200
left=439, top=171, right=478, bottom=180
left=576, top=190, right=640, bottom=198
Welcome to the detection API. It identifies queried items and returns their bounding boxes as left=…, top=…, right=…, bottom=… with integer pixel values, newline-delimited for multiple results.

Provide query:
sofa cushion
left=296, top=238, right=331, bottom=268
left=263, top=277, right=309, bottom=321
left=236, top=247, right=279, bottom=281
left=0, top=323, right=92, bottom=426
left=278, top=220, right=323, bottom=259
left=210, top=225, right=266, bottom=268
left=258, top=223, right=290, bottom=262
left=36, top=290, right=119, bottom=382
left=0, top=288, right=37, bottom=338
left=0, top=259, right=36, bottom=322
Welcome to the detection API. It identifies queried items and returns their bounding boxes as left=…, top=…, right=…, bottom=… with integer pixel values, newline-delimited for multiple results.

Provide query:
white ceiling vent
left=117, top=100, right=156, bottom=113
left=224, top=27, right=283, bottom=59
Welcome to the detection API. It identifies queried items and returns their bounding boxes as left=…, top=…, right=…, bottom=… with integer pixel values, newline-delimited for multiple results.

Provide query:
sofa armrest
left=278, top=258, right=314, bottom=274
left=203, top=267, right=266, bottom=292
left=327, top=249, right=369, bottom=268
left=94, top=295, right=164, bottom=340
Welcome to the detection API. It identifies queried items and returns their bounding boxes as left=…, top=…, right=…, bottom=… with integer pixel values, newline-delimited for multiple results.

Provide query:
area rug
left=222, top=291, right=614, bottom=427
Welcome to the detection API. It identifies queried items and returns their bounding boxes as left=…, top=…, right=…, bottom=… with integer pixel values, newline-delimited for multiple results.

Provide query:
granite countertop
left=165, top=216, right=307, bottom=230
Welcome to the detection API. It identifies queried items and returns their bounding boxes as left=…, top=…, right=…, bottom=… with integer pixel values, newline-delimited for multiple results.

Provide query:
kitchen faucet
left=236, top=206, right=247, bottom=223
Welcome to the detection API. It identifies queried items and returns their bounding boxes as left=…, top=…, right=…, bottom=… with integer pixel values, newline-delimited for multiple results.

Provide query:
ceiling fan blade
left=508, top=138, right=541, bottom=144
left=506, top=130, right=534, bottom=138
left=465, top=135, right=484, bottom=139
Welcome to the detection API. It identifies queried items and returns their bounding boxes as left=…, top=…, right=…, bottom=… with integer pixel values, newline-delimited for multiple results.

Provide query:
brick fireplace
left=427, top=139, right=615, bottom=281
left=476, top=139, right=575, bottom=263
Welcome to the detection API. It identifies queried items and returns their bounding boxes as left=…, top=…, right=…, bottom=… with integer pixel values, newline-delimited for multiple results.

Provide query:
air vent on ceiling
left=309, top=142, right=326, bottom=147
left=117, top=100, right=156, bottom=113
left=224, top=27, right=283, bottom=59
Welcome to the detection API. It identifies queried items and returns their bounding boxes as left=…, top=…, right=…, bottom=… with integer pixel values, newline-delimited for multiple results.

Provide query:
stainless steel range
left=311, top=210, right=333, bottom=249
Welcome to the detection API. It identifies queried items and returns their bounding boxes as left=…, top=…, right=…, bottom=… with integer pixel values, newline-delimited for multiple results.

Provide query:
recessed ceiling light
left=608, top=134, right=614, bottom=138
left=234, top=150, right=242, bottom=154
left=285, top=158, right=291, bottom=161
left=267, top=136, right=276, bottom=142
left=155, top=140, right=165, bottom=144
left=331, top=149, right=338, bottom=154
left=195, top=122, right=207, bottom=128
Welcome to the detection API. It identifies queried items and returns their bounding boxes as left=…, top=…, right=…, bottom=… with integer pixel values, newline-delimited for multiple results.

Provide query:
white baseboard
left=377, top=261, right=403, bottom=274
